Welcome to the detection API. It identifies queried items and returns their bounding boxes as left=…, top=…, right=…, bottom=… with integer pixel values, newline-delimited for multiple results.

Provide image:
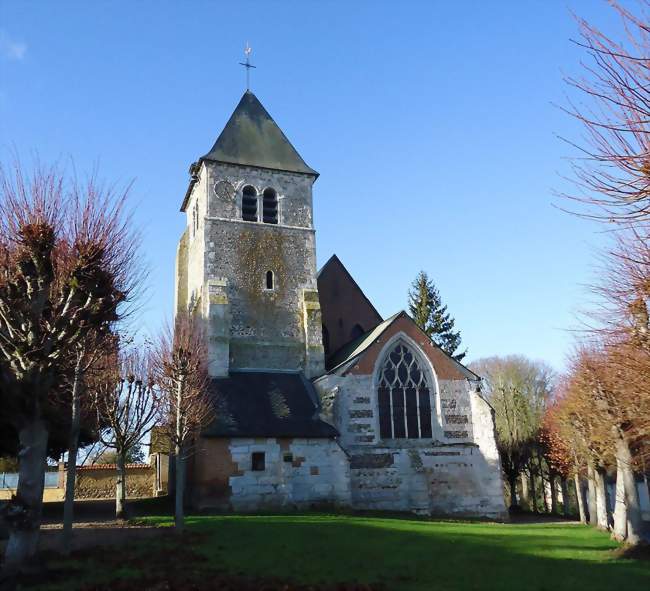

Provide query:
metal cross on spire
left=239, top=42, right=256, bottom=91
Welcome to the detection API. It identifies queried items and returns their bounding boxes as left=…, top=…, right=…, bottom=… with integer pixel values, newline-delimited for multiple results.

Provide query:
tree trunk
left=175, top=443, right=185, bottom=533
left=529, top=470, right=538, bottom=513
left=550, top=475, right=558, bottom=515
left=174, top=377, right=185, bottom=532
left=115, top=452, right=127, bottom=520
left=62, top=363, right=82, bottom=554
left=3, top=419, right=49, bottom=571
left=615, top=432, right=644, bottom=545
left=508, top=476, right=518, bottom=509
left=539, top=459, right=549, bottom=513
left=520, top=473, right=530, bottom=510
left=560, top=477, right=569, bottom=517
left=594, top=467, right=609, bottom=530
left=574, top=473, right=587, bottom=524
left=613, top=452, right=627, bottom=541
left=587, top=463, right=598, bottom=526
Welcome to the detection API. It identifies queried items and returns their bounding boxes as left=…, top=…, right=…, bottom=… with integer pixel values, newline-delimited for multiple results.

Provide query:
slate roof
left=202, top=91, right=318, bottom=176
left=202, top=371, right=338, bottom=439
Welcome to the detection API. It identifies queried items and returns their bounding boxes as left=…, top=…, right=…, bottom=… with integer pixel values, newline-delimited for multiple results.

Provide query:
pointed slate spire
left=202, top=91, right=318, bottom=176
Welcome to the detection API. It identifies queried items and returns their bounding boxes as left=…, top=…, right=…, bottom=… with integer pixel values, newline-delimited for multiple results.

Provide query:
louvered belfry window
left=242, top=185, right=257, bottom=222
left=378, top=343, right=433, bottom=439
left=262, top=188, right=278, bottom=224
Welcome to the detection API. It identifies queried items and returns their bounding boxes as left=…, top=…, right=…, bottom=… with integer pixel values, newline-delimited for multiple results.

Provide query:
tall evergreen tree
left=408, top=271, right=466, bottom=361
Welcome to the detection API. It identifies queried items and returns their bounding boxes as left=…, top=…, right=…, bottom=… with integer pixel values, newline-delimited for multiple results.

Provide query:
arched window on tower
left=242, top=185, right=257, bottom=222
left=263, top=188, right=278, bottom=224
left=265, top=270, right=274, bottom=290
left=377, top=342, right=433, bottom=440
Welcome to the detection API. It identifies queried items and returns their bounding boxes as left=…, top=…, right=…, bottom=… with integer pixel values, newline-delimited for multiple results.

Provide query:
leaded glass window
left=378, top=343, right=433, bottom=439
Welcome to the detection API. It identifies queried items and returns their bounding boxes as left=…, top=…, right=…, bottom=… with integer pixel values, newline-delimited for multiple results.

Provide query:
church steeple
left=202, top=91, right=318, bottom=177
left=176, top=90, right=324, bottom=379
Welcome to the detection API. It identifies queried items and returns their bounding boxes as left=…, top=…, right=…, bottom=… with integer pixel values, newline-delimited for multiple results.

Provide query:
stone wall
left=314, top=331, right=506, bottom=519
left=197, top=161, right=323, bottom=375
left=74, top=464, right=154, bottom=500
left=189, top=437, right=350, bottom=511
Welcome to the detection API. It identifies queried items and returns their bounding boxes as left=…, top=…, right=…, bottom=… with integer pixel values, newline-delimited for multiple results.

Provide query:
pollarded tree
left=0, top=163, right=140, bottom=570
left=93, top=347, right=159, bottom=520
left=575, top=227, right=650, bottom=543
left=540, top=406, right=575, bottom=517
left=154, top=314, right=212, bottom=532
left=408, top=271, right=466, bottom=361
left=60, top=330, right=116, bottom=554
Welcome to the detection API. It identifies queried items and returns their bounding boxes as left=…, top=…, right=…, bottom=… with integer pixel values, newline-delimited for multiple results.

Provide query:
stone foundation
left=190, top=437, right=350, bottom=510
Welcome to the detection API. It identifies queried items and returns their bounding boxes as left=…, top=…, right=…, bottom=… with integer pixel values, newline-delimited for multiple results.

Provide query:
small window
left=263, top=188, right=278, bottom=224
left=251, top=452, right=265, bottom=471
left=242, top=185, right=257, bottom=222
left=265, top=270, right=274, bottom=290
left=283, top=453, right=293, bottom=463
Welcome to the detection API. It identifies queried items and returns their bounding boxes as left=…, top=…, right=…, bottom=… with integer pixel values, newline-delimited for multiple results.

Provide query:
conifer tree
left=407, top=271, right=466, bottom=361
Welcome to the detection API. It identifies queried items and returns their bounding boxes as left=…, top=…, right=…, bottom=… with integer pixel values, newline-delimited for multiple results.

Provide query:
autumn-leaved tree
left=0, top=163, right=140, bottom=571
left=155, top=314, right=212, bottom=532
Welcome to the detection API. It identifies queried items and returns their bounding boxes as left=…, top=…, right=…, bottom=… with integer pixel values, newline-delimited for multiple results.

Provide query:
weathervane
left=239, top=42, right=256, bottom=91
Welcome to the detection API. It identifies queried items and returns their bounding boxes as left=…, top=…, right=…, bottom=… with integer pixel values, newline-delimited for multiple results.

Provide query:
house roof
left=202, top=371, right=338, bottom=439
left=202, top=91, right=318, bottom=177
left=325, top=311, right=480, bottom=381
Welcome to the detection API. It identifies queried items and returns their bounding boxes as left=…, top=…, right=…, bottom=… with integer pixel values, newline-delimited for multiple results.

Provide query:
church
left=174, top=89, right=506, bottom=518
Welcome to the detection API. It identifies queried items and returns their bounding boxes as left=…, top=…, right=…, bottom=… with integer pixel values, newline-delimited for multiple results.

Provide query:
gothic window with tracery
left=377, top=342, right=433, bottom=439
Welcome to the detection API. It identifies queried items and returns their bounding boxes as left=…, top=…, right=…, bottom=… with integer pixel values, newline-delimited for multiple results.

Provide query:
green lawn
left=32, top=514, right=650, bottom=591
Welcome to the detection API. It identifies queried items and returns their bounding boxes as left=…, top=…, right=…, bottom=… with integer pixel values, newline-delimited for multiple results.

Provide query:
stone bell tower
left=175, top=91, right=325, bottom=379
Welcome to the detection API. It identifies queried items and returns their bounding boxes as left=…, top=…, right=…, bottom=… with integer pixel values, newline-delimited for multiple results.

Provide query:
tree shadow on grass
left=181, top=515, right=650, bottom=591
left=14, top=515, right=650, bottom=591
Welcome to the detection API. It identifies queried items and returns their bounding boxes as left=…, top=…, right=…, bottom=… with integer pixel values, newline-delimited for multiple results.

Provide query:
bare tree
left=470, top=356, right=553, bottom=511
left=562, top=1, right=650, bottom=224
left=61, top=331, right=114, bottom=554
left=154, top=314, right=212, bottom=532
left=0, top=162, right=140, bottom=571
left=94, top=347, right=158, bottom=520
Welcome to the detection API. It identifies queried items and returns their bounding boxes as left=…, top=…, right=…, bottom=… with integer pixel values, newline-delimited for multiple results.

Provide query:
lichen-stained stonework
left=314, top=314, right=507, bottom=519
left=177, top=158, right=324, bottom=377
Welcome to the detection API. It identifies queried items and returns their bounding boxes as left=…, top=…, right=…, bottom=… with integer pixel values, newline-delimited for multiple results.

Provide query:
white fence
left=0, top=472, right=59, bottom=489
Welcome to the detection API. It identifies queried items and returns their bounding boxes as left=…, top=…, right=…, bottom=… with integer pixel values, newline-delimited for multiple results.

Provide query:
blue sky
left=0, top=1, right=623, bottom=370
